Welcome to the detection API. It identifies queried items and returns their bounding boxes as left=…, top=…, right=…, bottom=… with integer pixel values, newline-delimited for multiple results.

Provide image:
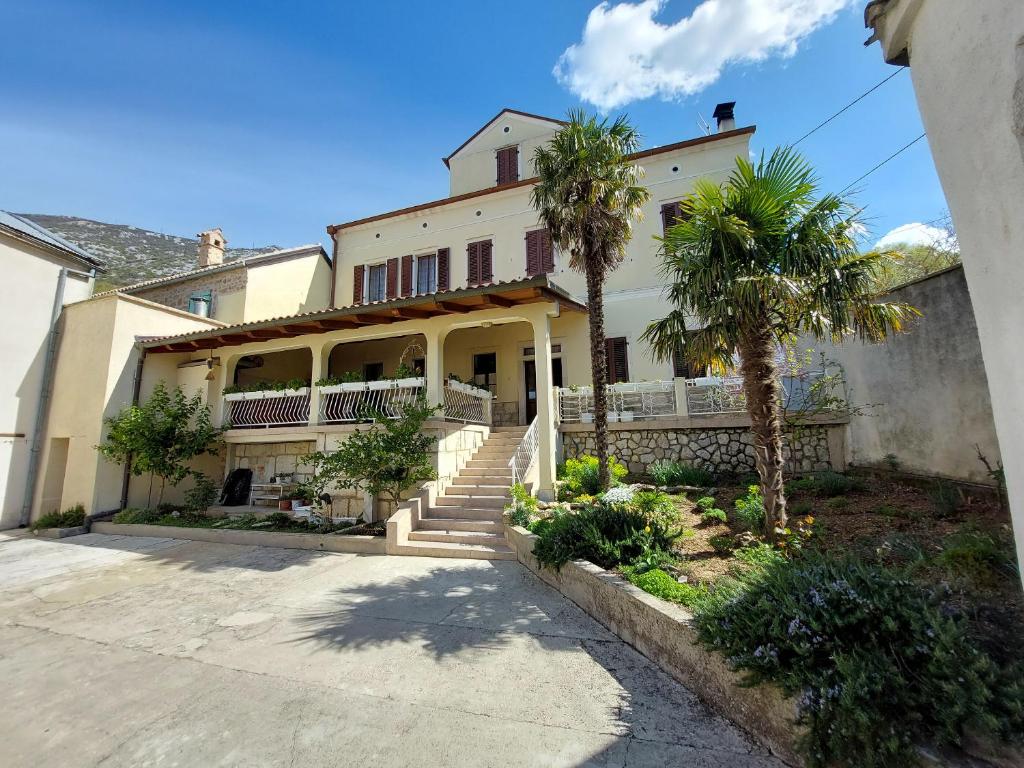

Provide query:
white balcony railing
left=443, top=380, right=492, bottom=424
left=558, top=381, right=677, bottom=423
left=509, top=416, right=539, bottom=486
left=224, top=388, right=311, bottom=428
left=319, top=378, right=425, bottom=424
left=685, top=377, right=747, bottom=415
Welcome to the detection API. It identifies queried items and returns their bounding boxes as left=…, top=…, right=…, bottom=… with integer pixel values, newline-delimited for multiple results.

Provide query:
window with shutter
left=367, top=263, right=386, bottom=302
left=437, top=247, right=450, bottom=291
left=496, top=146, right=519, bottom=185
left=385, top=257, right=399, bottom=300
left=467, top=239, right=493, bottom=286
left=416, top=253, right=436, bottom=295
left=672, top=346, right=700, bottom=379
left=401, top=254, right=413, bottom=297
left=660, top=201, right=685, bottom=235
left=353, top=264, right=365, bottom=304
left=605, top=337, right=629, bottom=384
left=525, top=229, right=554, bottom=276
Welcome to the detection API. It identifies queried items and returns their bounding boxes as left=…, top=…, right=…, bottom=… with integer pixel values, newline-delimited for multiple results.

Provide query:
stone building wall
left=133, top=268, right=247, bottom=314
left=561, top=426, right=835, bottom=477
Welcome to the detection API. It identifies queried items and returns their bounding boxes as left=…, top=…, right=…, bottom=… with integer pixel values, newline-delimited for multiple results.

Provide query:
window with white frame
left=367, top=263, right=387, bottom=302
left=416, top=253, right=436, bottom=295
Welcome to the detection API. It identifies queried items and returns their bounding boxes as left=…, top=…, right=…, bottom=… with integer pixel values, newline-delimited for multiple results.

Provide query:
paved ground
left=0, top=531, right=783, bottom=767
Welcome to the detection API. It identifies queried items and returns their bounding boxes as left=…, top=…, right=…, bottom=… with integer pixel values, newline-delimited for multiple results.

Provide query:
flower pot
left=581, top=413, right=594, bottom=424
left=278, top=499, right=292, bottom=511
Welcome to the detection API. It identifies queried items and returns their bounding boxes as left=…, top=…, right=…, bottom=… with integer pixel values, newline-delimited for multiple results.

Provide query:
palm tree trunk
left=738, top=327, right=787, bottom=536
left=585, top=261, right=611, bottom=490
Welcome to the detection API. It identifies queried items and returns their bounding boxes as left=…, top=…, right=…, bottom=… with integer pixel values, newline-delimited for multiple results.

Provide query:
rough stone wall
left=561, top=426, right=834, bottom=476
left=492, top=401, right=519, bottom=427
left=133, top=268, right=247, bottom=313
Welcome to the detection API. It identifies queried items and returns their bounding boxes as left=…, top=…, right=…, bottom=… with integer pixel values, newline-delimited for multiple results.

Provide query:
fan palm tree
left=532, top=111, right=650, bottom=490
left=642, top=147, right=917, bottom=535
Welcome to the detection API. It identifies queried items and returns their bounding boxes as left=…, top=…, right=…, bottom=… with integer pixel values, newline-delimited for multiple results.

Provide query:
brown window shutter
left=605, top=337, right=629, bottom=384
left=525, top=230, right=540, bottom=277
left=401, top=254, right=413, bottom=297
left=660, top=202, right=685, bottom=235
left=467, top=242, right=480, bottom=286
left=539, top=228, right=554, bottom=273
left=385, top=257, right=398, bottom=300
left=437, top=247, right=450, bottom=291
left=496, top=146, right=519, bottom=185
left=480, top=239, right=493, bottom=283
left=672, top=346, right=695, bottom=379
left=353, top=264, right=364, bottom=304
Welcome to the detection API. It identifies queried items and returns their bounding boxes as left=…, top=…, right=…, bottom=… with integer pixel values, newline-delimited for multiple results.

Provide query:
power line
left=792, top=67, right=907, bottom=146
left=839, top=133, right=927, bottom=194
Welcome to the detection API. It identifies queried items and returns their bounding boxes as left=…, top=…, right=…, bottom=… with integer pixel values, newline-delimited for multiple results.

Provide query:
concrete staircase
left=403, top=426, right=527, bottom=560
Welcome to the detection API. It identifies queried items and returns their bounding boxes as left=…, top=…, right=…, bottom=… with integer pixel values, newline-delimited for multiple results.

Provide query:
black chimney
left=713, top=102, right=736, bottom=132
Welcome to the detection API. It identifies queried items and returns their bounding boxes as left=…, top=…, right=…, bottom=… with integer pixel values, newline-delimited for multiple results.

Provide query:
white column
left=530, top=312, right=557, bottom=500
left=424, top=326, right=449, bottom=412
left=308, top=341, right=330, bottom=426
left=673, top=377, right=690, bottom=421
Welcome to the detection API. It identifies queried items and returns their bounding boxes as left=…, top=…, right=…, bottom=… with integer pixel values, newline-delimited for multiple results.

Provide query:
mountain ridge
left=19, top=214, right=282, bottom=289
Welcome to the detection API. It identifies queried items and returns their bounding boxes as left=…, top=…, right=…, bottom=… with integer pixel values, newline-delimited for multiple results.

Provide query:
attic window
left=496, top=145, right=519, bottom=185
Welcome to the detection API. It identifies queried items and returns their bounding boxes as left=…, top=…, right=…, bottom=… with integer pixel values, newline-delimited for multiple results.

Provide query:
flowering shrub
left=695, top=553, right=1024, bottom=767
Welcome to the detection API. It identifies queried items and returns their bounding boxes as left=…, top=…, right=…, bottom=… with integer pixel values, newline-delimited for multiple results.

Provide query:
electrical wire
left=839, top=133, right=927, bottom=194
left=792, top=67, right=907, bottom=146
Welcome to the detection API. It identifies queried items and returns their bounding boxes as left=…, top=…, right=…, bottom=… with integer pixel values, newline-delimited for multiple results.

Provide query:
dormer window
left=496, top=145, right=519, bottom=185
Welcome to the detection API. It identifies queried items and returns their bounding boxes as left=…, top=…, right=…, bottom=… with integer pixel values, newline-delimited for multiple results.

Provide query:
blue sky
left=0, top=0, right=946, bottom=251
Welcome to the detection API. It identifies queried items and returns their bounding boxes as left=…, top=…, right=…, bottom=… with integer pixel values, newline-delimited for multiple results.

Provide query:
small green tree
left=98, top=382, right=224, bottom=507
left=301, top=396, right=439, bottom=512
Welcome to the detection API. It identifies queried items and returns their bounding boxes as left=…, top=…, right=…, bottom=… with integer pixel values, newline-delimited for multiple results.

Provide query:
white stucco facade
left=866, top=0, right=1024, bottom=578
left=0, top=225, right=97, bottom=528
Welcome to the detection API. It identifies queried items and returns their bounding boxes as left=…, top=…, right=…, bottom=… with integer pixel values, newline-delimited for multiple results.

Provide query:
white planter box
left=367, top=380, right=394, bottom=391
left=581, top=413, right=594, bottom=424
left=243, top=390, right=267, bottom=400
left=224, top=392, right=246, bottom=402
left=608, top=412, right=620, bottom=423
left=283, top=387, right=309, bottom=397
left=620, top=411, right=635, bottom=422
left=261, top=388, right=308, bottom=400
left=394, top=377, right=425, bottom=388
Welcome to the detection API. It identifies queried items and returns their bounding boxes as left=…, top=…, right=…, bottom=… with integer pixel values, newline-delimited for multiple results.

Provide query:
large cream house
left=28, top=106, right=757, bottom=557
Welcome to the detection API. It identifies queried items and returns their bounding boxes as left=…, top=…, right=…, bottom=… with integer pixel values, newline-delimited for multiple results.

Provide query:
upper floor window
left=525, top=228, right=554, bottom=276
left=496, top=145, right=519, bottom=185
left=367, top=263, right=387, bottom=303
left=467, top=239, right=494, bottom=287
left=416, top=253, right=437, bottom=295
left=605, top=336, right=630, bottom=384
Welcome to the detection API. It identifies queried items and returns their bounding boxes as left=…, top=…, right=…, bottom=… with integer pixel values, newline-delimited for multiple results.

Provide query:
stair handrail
left=508, top=416, right=540, bottom=487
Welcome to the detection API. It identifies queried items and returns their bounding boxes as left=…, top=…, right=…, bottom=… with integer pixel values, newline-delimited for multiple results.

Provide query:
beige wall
left=811, top=267, right=1000, bottom=483
left=242, top=252, right=332, bottom=322
left=0, top=232, right=94, bottom=528
left=867, top=0, right=1024, bottom=576
left=448, top=113, right=563, bottom=196
left=133, top=268, right=248, bottom=325
left=34, top=295, right=222, bottom=518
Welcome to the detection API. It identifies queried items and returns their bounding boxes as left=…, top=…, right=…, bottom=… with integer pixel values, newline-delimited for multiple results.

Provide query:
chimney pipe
left=713, top=102, right=736, bottom=133
left=197, top=228, right=226, bottom=268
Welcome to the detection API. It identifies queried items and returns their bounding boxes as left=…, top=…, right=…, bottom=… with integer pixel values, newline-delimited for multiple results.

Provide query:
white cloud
left=875, top=222, right=949, bottom=250
left=555, top=0, right=854, bottom=111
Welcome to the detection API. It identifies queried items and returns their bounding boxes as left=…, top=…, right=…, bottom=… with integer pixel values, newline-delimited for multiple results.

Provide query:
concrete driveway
left=0, top=531, right=782, bottom=767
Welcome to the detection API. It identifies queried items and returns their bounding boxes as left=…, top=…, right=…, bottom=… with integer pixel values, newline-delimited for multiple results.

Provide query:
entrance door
left=524, top=358, right=563, bottom=423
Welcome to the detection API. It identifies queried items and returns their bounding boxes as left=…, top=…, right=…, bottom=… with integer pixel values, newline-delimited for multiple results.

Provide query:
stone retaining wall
left=561, top=425, right=837, bottom=476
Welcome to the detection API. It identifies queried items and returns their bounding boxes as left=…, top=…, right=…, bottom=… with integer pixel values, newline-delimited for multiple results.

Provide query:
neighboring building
left=0, top=211, right=103, bottom=528
left=98, top=231, right=332, bottom=325
left=865, top=0, right=1024, bottom=581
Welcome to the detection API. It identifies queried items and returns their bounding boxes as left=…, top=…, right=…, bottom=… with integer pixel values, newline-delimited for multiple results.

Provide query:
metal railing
left=508, top=416, right=539, bottom=486
left=443, top=381, right=492, bottom=424
left=319, top=379, right=426, bottom=424
left=558, top=381, right=677, bottom=423
left=685, top=377, right=747, bottom=415
left=225, top=390, right=311, bottom=428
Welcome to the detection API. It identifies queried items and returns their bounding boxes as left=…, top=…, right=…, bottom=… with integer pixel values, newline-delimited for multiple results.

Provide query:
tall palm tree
left=642, top=147, right=916, bottom=535
left=532, top=111, right=650, bottom=490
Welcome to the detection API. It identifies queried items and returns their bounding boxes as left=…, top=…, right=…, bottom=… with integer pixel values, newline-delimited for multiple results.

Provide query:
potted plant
left=393, top=363, right=424, bottom=389
left=282, top=378, right=310, bottom=397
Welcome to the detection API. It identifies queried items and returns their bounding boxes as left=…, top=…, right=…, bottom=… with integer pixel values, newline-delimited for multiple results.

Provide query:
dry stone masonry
left=562, top=426, right=834, bottom=476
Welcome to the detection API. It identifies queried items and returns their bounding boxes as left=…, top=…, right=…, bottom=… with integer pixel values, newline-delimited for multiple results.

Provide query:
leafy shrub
left=30, top=504, right=86, bottom=531
left=787, top=476, right=817, bottom=493
left=532, top=503, right=680, bottom=570
left=600, top=485, right=635, bottom=506
left=184, top=473, right=219, bottom=513
left=112, top=507, right=164, bottom=524
left=709, top=534, right=735, bottom=554
left=701, top=508, right=728, bottom=524
left=263, top=512, right=296, bottom=529
left=826, top=495, right=849, bottom=510
left=648, top=460, right=714, bottom=488
left=504, top=483, right=538, bottom=528
left=632, top=489, right=676, bottom=526
left=557, top=455, right=627, bottom=499
left=936, top=529, right=1019, bottom=583
left=791, top=500, right=815, bottom=516
left=930, top=480, right=963, bottom=517
left=695, top=553, right=1023, bottom=768
left=813, top=471, right=863, bottom=497
left=622, top=566, right=710, bottom=609
left=733, top=543, right=785, bottom=571
left=734, top=485, right=765, bottom=532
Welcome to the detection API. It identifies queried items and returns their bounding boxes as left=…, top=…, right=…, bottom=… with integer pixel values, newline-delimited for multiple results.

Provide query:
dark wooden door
left=524, top=358, right=563, bottom=423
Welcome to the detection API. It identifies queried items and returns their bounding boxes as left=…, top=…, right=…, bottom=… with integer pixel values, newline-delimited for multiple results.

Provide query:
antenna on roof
left=696, top=112, right=712, bottom=136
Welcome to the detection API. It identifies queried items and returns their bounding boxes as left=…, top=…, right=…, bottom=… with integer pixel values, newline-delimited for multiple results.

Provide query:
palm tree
left=532, top=111, right=650, bottom=490
left=642, top=147, right=916, bottom=535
